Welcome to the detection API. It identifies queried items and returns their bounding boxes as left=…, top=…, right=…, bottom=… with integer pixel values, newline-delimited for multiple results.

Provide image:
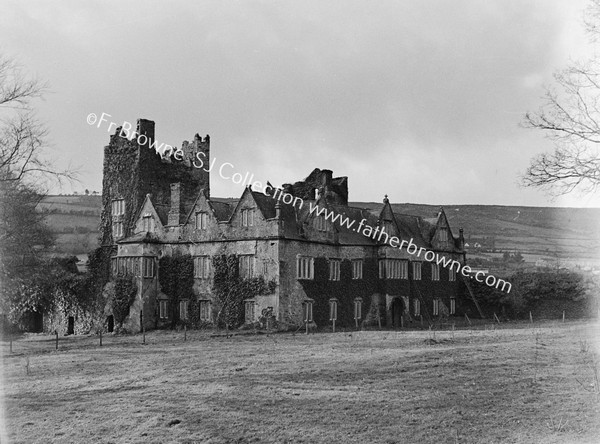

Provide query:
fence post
left=55, top=330, right=58, bottom=350
left=493, top=313, right=500, bottom=324
left=562, top=310, right=565, bottom=323
left=529, top=311, right=533, bottom=324
left=464, top=313, right=471, bottom=326
left=184, top=324, right=187, bottom=342
left=99, top=330, right=102, bottom=347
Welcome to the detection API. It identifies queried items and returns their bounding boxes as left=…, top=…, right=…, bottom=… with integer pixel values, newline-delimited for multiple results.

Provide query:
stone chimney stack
left=168, top=183, right=181, bottom=226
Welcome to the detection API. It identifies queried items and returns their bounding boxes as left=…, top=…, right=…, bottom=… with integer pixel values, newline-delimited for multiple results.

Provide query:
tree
left=0, top=54, right=76, bottom=328
left=522, top=1, right=600, bottom=195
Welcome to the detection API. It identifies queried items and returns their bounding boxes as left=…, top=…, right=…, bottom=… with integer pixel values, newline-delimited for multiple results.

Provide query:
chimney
left=459, top=227, right=465, bottom=249
left=168, top=183, right=181, bottom=226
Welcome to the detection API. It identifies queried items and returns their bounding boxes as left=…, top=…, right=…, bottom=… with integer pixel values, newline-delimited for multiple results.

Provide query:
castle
left=101, top=119, right=475, bottom=331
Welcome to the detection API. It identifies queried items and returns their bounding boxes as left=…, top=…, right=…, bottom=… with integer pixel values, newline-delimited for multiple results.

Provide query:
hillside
left=36, top=195, right=600, bottom=267
left=38, top=195, right=102, bottom=254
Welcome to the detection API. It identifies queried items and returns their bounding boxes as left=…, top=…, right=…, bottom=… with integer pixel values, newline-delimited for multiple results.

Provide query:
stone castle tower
left=100, top=119, right=210, bottom=246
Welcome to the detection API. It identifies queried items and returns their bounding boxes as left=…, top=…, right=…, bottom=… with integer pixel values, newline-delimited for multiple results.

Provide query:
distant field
left=2, top=321, right=599, bottom=443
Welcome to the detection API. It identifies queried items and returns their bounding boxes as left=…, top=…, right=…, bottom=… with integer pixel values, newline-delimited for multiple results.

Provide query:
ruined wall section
left=282, top=168, right=348, bottom=205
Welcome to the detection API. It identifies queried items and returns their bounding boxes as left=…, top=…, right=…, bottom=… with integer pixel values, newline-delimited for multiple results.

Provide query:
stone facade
left=101, top=119, right=473, bottom=331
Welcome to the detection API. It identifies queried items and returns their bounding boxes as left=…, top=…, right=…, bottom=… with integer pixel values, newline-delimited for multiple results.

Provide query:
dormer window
left=315, top=216, right=328, bottom=231
left=142, top=215, right=153, bottom=232
left=112, top=199, right=125, bottom=216
left=439, top=227, right=448, bottom=242
left=195, top=212, right=208, bottom=230
left=383, top=220, right=393, bottom=235
left=242, top=209, right=254, bottom=227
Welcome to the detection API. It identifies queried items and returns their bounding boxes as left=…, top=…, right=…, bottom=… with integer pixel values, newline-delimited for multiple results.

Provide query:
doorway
left=391, top=298, right=404, bottom=328
left=107, top=315, right=114, bottom=333
left=67, top=316, right=75, bottom=335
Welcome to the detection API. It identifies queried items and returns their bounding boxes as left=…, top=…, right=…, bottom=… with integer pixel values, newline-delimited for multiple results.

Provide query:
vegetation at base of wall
left=158, top=255, right=194, bottom=328
left=111, top=276, right=137, bottom=328
left=471, top=270, right=599, bottom=319
left=299, top=258, right=378, bottom=328
left=212, top=254, right=276, bottom=329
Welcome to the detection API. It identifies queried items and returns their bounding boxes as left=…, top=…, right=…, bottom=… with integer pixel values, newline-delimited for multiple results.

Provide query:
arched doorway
left=391, top=298, right=404, bottom=328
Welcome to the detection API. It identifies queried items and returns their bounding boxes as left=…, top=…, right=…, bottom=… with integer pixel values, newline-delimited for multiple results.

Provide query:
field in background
left=2, top=321, right=599, bottom=443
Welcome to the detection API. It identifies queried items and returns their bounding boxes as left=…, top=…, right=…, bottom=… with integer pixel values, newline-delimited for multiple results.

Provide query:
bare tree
left=0, top=55, right=74, bottom=186
left=522, top=2, right=600, bottom=195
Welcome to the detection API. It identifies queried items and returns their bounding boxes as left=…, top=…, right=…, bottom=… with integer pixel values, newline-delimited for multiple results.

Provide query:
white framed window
left=413, top=262, right=422, bottom=280
left=329, top=298, right=338, bottom=321
left=329, top=259, right=341, bottom=281
left=379, top=259, right=408, bottom=279
left=159, top=300, right=168, bottom=319
left=112, top=221, right=124, bottom=239
left=245, top=301, right=256, bottom=323
left=431, top=264, right=440, bottom=281
left=239, top=255, right=255, bottom=279
left=449, top=267, right=456, bottom=282
left=354, top=298, right=362, bottom=320
left=439, top=227, right=448, bottom=242
left=315, top=216, right=328, bottom=231
left=179, top=300, right=188, bottom=320
left=195, top=212, right=208, bottom=230
left=112, top=199, right=125, bottom=216
left=413, top=298, right=421, bottom=316
left=142, top=257, right=155, bottom=278
left=199, top=300, right=211, bottom=321
left=142, top=215, right=153, bottom=232
left=241, top=209, right=254, bottom=227
left=303, top=300, right=313, bottom=323
left=433, top=298, right=440, bottom=316
left=352, top=260, right=363, bottom=279
left=450, top=298, right=456, bottom=315
left=383, top=220, right=394, bottom=235
left=297, top=256, right=314, bottom=280
left=194, top=256, right=211, bottom=279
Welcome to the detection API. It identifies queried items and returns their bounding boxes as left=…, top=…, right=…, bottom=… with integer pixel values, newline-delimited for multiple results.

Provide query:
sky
left=1, top=0, right=598, bottom=207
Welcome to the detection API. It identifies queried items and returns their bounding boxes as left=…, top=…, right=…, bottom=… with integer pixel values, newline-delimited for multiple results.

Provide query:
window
left=194, top=256, right=211, bottom=279
left=245, top=301, right=256, bottom=323
left=179, top=300, right=188, bottom=320
left=383, top=220, right=394, bottom=235
left=439, top=227, right=448, bottom=242
left=117, top=257, right=126, bottom=275
left=142, top=215, right=153, bottom=232
left=239, top=255, right=255, bottom=279
left=354, top=298, right=363, bottom=321
left=413, top=298, right=421, bottom=316
left=262, top=260, right=269, bottom=276
left=413, top=262, right=422, bottom=280
left=297, top=256, right=314, bottom=280
left=450, top=298, right=456, bottom=315
left=352, top=260, right=363, bottom=279
left=431, top=264, right=440, bottom=281
left=134, top=258, right=140, bottom=277
left=379, top=259, right=408, bottom=279
left=112, top=222, right=123, bottom=239
left=433, top=298, right=439, bottom=316
left=315, top=216, right=328, bottom=231
left=195, top=212, right=208, bottom=230
left=329, top=298, right=338, bottom=321
left=303, top=300, right=313, bottom=323
left=449, top=267, right=456, bottom=282
left=159, top=300, right=168, bottom=319
left=241, top=209, right=254, bottom=227
left=199, top=300, right=211, bottom=321
left=112, top=199, right=125, bottom=216
left=329, top=259, right=341, bottom=281
left=142, top=257, right=155, bottom=277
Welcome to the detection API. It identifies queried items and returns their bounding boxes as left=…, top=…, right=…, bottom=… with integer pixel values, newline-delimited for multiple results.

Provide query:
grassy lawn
left=1, top=321, right=599, bottom=444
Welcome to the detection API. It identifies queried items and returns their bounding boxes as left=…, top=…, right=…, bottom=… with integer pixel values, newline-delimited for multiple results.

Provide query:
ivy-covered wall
left=212, top=254, right=276, bottom=329
left=158, top=255, right=194, bottom=327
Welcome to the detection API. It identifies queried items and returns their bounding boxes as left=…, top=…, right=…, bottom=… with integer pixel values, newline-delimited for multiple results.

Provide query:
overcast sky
left=1, top=0, right=598, bottom=207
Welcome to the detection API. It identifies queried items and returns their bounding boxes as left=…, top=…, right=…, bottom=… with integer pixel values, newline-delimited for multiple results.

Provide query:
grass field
left=2, top=322, right=599, bottom=444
